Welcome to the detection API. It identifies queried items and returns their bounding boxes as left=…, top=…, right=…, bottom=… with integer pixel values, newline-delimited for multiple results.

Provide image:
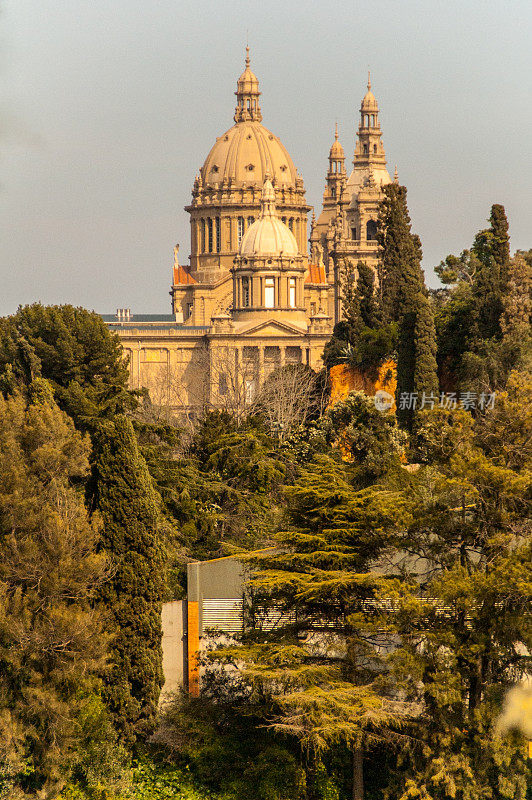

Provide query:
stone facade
left=104, top=56, right=395, bottom=418
left=310, top=73, right=395, bottom=322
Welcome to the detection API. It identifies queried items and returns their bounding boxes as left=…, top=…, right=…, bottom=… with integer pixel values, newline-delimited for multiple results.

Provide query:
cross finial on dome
left=335, top=121, right=339, bottom=140
left=394, top=164, right=399, bottom=183
left=368, top=70, right=371, bottom=91
left=245, top=45, right=250, bottom=69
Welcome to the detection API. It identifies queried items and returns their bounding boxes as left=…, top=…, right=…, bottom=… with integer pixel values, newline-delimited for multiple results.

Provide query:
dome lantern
left=234, top=46, right=262, bottom=123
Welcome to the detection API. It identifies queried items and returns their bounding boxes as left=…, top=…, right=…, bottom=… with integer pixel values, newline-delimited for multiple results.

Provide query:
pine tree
left=92, top=415, right=165, bottom=744
left=0, top=383, right=112, bottom=798
left=0, top=304, right=136, bottom=429
left=214, top=448, right=414, bottom=800
left=387, top=385, right=532, bottom=800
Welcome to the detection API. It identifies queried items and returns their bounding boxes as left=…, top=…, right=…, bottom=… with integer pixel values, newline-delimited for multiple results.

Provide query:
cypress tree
left=377, top=184, right=423, bottom=323
left=378, top=184, right=438, bottom=426
left=93, top=415, right=165, bottom=744
left=356, top=261, right=382, bottom=328
left=472, top=204, right=511, bottom=340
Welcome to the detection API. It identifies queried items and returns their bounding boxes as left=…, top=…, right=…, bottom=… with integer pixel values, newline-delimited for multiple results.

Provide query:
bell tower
left=353, top=72, right=387, bottom=170
left=326, top=123, right=347, bottom=201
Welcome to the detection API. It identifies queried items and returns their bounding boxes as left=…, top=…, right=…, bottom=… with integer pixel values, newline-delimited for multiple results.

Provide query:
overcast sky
left=1, top=0, right=531, bottom=316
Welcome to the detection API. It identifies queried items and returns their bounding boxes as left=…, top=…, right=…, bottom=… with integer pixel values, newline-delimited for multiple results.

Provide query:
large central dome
left=185, top=48, right=309, bottom=279
left=201, top=121, right=298, bottom=190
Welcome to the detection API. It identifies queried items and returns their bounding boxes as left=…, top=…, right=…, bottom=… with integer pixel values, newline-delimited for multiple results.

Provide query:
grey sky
left=1, top=0, right=531, bottom=316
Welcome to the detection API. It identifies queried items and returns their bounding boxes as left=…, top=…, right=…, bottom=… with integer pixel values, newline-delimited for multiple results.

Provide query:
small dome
left=360, top=72, right=379, bottom=111
left=240, top=178, right=299, bottom=257
left=329, top=122, right=344, bottom=158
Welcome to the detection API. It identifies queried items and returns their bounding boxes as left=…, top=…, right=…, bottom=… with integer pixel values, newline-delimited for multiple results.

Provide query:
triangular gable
left=237, top=318, right=308, bottom=337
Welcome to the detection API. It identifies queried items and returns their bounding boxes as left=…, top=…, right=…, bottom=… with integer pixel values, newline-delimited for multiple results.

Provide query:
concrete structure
left=160, top=556, right=247, bottom=699
left=104, top=56, right=396, bottom=417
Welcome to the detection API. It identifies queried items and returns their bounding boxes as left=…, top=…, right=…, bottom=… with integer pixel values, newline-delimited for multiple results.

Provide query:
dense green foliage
left=0, top=304, right=136, bottom=428
left=0, top=195, right=530, bottom=800
left=92, top=416, right=166, bottom=745
left=435, top=207, right=531, bottom=392
left=0, top=385, right=124, bottom=799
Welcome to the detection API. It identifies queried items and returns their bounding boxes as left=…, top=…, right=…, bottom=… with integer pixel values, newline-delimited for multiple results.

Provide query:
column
left=279, top=346, right=286, bottom=368
left=258, top=345, right=265, bottom=385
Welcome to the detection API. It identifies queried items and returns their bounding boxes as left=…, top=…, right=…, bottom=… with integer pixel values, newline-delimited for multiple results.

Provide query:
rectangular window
left=351, top=227, right=357, bottom=240
left=289, top=277, right=297, bottom=308
left=242, top=277, right=250, bottom=307
left=207, top=219, right=213, bottom=252
left=237, top=217, right=245, bottom=245
left=218, top=373, right=228, bottom=396
left=215, top=217, right=221, bottom=252
left=200, top=219, right=206, bottom=252
left=245, top=379, right=256, bottom=405
left=186, top=302, right=193, bottom=320
left=264, top=277, right=275, bottom=308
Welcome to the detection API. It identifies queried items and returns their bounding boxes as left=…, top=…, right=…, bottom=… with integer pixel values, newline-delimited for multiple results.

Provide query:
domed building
left=108, top=50, right=335, bottom=417
left=173, top=47, right=312, bottom=325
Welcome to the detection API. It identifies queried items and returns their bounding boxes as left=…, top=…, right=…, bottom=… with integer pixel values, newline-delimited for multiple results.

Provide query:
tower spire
left=367, top=70, right=371, bottom=91
left=234, top=46, right=262, bottom=123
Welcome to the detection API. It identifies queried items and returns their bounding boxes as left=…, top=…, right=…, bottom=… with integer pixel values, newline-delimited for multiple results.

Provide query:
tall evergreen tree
left=0, top=383, right=113, bottom=798
left=378, top=184, right=438, bottom=426
left=377, top=184, right=424, bottom=323
left=93, top=415, right=165, bottom=744
left=472, top=204, right=511, bottom=340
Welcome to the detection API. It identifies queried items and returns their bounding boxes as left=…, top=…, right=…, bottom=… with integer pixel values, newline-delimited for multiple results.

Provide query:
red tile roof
left=305, top=263, right=327, bottom=285
left=173, top=265, right=197, bottom=285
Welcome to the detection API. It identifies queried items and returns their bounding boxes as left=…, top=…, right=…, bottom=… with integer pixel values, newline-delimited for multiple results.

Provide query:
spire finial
left=367, top=70, right=371, bottom=91
left=335, top=121, right=339, bottom=140
left=394, top=164, right=399, bottom=183
left=245, top=45, right=250, bottom=69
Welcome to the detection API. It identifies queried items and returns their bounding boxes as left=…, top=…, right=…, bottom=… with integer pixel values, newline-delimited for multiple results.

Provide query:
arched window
left=288, top=218, right=294, bottom=232
left=281, top=216, right=287, bottom=225
left=373, top=144, right=377, bottom=154
left=351, top=227, right=357, bottom=240
left=207, top=218, right=213, bottom=252
left=331, top=186, right=336, bottom=198
left=200, top=219, right=206, bottom=252
left=366, top=219, right=378, bottom=241
left=264, top=277, right=275, bottom=308
left=363, top=143, right=368, bottom=155
left=237, top=216, right=245, bottom=245
left=215, top=217, right=221, bottom=252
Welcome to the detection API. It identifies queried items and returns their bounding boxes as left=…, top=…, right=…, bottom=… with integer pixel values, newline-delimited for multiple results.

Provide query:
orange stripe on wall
left=188, top=601, right=200, bottom=696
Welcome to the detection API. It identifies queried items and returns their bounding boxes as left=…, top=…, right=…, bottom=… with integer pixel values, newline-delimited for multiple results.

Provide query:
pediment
left=236, top=318, right=308, bottom=337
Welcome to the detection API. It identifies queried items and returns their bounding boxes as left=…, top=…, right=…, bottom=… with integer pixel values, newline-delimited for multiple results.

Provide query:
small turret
left=234, top=46, right=262, bottom=123
left=326, top=123, right=347, bottom=200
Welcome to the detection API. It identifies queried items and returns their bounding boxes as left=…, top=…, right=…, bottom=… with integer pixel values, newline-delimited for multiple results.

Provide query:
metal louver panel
left=202, top=598, right=243, bottom=633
